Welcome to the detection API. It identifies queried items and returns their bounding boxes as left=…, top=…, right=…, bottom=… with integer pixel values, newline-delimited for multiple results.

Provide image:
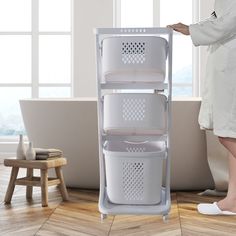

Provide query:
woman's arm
left=167, top=23, right=190, bottom=35
left=167, top=14, right=216, bottom=37
left=189, top=6, right=236, bottom=46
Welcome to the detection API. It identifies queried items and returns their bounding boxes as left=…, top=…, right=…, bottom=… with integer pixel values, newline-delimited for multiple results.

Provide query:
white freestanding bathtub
left=20, top=98, right=215, bottom=190
left=20, top=98, right=99, bottom=188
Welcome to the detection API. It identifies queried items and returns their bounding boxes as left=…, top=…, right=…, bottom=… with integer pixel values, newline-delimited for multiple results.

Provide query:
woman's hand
left=167, top=23, right=190, bottom=35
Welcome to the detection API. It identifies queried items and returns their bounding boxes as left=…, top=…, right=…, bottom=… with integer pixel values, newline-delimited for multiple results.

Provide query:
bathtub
left=20, top=98, right=99, bottom=188
left=20, top=98, right=214, bottom=190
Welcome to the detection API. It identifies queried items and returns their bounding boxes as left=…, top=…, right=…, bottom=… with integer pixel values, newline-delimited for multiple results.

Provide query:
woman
left=168, top=0, right=236, bottom=215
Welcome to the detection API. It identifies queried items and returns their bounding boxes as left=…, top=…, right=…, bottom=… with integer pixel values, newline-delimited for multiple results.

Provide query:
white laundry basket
left=101, top=36, right=168, bottom=83
left=104, top=141, right=166, bottom=205
left=103, top=93, right=167, bottom=135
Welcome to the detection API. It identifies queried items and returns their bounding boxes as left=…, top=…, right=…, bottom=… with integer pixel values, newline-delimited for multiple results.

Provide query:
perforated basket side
left=105, top=153, right=164, bottom=205
left=122, top=161, right=145, bottom=201
left=102, top=36, right=168, bottom=83
left=122, top=41, right=146, bottom=65
left=103, top=93, right=167, bottom=135
left=122, top=97, right=146, bottom=122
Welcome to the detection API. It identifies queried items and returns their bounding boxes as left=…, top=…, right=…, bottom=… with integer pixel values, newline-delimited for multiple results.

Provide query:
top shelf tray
left=94, top=27, right=172, bottom=36
left=100, top=82, right=168, bottom=90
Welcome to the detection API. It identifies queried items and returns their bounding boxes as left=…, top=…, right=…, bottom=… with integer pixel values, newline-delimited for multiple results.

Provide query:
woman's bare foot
left=217, top=197, right=236, bottom=213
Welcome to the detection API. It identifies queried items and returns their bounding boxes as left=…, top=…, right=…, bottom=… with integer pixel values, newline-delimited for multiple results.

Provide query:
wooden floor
left=1, top=164, right=236, bottom=236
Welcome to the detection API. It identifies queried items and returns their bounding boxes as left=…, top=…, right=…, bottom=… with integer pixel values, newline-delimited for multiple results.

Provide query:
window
left=0, top=0, right=72, bottom=138
left=115, top=0, right=199, bottom=97
left=120, top=0, right=153, bottom=28
left=160, top=0, right=193, bottom=97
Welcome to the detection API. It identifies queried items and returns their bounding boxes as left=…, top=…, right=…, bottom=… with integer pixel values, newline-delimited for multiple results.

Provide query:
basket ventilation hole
left=122, top=98, right=146, bottom=121
left=122, top=162, right=144, bottom=201
left=122, top=42, right=146, bottom=64
left=126, top=147, right=146, bottom=152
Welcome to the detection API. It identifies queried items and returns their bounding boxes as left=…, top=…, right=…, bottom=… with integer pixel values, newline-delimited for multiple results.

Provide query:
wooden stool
left=4, top=158, right=69, bottom=207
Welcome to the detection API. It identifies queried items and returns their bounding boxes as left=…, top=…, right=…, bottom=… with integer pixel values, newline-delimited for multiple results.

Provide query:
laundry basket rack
left=95, top=28, right=172, bottom=221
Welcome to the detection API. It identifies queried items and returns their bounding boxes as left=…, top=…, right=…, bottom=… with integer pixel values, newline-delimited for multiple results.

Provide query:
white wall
left=73, top=0, right=113, bottom=97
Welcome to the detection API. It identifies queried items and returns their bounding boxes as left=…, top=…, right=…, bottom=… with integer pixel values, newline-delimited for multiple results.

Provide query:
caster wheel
left=162, top=214, right=169, bottom=223
left=101, top=214, right=107, bottom=220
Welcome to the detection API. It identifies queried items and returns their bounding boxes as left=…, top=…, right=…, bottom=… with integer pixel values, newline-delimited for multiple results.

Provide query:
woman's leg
left=218, top=137, right=236, bottom=157
left=217, top=137, right=236, bottom=212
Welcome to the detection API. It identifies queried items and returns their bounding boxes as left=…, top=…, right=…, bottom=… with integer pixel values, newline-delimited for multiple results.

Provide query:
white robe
left=189, top=0, right=236, bottom=138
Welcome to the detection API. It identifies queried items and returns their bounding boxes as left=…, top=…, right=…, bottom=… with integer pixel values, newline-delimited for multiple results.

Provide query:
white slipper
left=197, top=202, right=236, bottom=215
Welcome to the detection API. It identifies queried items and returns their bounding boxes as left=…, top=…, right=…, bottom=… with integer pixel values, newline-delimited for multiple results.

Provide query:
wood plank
left=4, top=167, right=19, bottom=204
left=109, top=193, right=182, bottom=236
left=4, top=158, right=67, bottom=170
left=26, top=168, right=33, bottom=199
left=41, top=169, right=48, bottom=207
left=15, top=177, right=60, bottom=187
left=0, top=165, right=27, bottom=201
left=2, top=163, right=236, bottom=235
left=0, top=186, right=62, bottom=235
left=55, top=166, right=69, bottom=201
left=177, top=192, right=236, bottom=236
left=37, top=189, right=114, bottom=236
